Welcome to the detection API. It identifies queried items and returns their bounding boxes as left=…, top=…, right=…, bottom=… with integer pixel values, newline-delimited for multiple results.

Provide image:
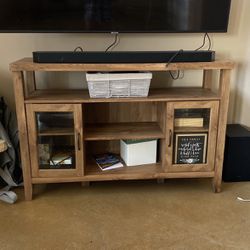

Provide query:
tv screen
left=0, top=0, right=231, bottom=33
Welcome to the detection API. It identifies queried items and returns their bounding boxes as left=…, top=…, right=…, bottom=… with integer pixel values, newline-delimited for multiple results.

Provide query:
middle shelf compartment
left=85, top=122, right=164, bottom=141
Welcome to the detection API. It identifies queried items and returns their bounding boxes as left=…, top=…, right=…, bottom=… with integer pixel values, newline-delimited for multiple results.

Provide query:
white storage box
left=120, top=139, right=157, bottom=167
left=86, top=72, right=152, bottom=98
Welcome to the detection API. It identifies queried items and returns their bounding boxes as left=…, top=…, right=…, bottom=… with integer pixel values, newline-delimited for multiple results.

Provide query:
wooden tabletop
left=9, top=58, right=235, bottom=72
left=0, top=139, right=7, bottom=153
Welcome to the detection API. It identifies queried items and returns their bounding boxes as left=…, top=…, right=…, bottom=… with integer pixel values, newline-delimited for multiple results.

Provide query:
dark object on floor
left=223, top=124, right=250, bottom=182
left=0, top=97, right=22, bottom=187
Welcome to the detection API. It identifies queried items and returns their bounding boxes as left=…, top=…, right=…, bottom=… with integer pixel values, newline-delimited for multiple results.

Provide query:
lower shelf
left=85, top=161, right=163, bottom=178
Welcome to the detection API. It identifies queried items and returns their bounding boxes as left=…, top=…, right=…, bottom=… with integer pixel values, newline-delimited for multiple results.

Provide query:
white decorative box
left=120, top=139, right=157, bottom=167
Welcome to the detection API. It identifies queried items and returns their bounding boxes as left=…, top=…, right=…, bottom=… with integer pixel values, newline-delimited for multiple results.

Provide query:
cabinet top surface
left=10, top=58, right=235, bottom=72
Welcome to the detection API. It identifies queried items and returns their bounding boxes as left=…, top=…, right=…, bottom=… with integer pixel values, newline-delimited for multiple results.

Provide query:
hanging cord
left=74, top=46, right=84, bottom=52
left=105, top=33, right=120, bottom=52
left=195, top=33, right=212, bottom=51
left=166, top=49, right=184, bottom=80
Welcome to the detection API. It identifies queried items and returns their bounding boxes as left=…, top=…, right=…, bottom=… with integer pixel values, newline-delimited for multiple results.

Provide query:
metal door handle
left=77, top=133, right=81, bottom=151
left=168, top=129, right=172, bottom=147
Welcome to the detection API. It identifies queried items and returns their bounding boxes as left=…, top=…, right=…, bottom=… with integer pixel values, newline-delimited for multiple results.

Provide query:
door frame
left=165, top=101, right=219, bottom=172
left=26, top=103, right=84, bottom=178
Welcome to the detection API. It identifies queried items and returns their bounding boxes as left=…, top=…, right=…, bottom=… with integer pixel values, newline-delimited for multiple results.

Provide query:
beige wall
left=0, top=0, right=249, bottom=125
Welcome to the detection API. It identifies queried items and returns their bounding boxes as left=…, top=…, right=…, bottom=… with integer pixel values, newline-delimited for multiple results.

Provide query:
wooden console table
left=10, top=58, right=234, bottom=200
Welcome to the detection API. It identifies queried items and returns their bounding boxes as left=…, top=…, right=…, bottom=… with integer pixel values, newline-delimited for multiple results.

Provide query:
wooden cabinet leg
left=24, top=182, right=33, bottom=201
left=212, top=177, right=222, bottom=193
left=81, top=181, right=90, bottom=187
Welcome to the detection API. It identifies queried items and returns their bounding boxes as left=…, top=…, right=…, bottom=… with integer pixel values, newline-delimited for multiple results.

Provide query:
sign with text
left=174, top=133, right=207, bottom=164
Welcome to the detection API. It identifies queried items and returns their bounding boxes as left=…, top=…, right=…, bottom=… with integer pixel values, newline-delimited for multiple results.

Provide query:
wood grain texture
left=26, top=104, right=84, bottom=178
left=166, top=101, right=219, bottom=173
left=25, top=88, right=220, bottom=104
left=213, top=69, right=231, bottom=193
left=38, top=128, right=74, bottom=136
left=74, top=104, right=84, bottom=176
left=25, top=71, right=36, bottom=97
left=10, top=59, right=234, bottom=196
left=203, top=70, right=213, bottom=89
left=12, top=71, right=33, bottom=201
left=31, top=170, right=215, bottom=183
left=85, top=122, right=164, bottom=141
left=10, top=58, right=235, bottom=72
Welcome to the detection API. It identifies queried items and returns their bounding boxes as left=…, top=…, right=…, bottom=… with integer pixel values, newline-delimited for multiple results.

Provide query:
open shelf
left=24, top=88, right=220, bottom=104
left=38, top=128, right=74, bottom=136
left=85, top=158, right=163, bottom=179
left=85, top=122, right=164, bottom=141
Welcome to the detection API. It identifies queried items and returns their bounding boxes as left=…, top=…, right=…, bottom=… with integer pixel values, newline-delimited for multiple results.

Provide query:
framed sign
left=174, top=133, right=207, bottom=164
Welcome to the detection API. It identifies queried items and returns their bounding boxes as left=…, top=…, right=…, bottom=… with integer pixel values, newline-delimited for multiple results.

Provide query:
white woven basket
left=86, top=72, right=152, bottom=98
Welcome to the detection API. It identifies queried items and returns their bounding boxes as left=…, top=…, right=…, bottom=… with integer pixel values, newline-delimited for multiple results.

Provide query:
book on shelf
left=94, top=153, right=124, bottom=171
left=50, top=152, right=73, bottom=166
left=174, top=118, right=204, bottom=127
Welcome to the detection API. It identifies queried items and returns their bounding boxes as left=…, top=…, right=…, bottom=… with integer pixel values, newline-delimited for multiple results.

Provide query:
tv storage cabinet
left=10, top=58, right=234, bottom=201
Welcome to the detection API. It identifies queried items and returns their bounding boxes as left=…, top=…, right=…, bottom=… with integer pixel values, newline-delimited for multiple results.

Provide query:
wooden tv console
left=10, top=58, right=234, bottom=201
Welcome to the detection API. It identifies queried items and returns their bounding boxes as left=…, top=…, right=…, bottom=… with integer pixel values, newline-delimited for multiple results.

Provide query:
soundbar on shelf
left=33, top=50, right=215, bottom=64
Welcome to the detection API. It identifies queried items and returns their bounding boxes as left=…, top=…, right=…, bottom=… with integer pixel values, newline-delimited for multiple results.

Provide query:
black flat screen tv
left=0, top=0, right=231, bottom=33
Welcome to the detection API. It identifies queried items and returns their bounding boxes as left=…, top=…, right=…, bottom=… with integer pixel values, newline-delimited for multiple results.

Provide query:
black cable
left=169, top=70, right=181, bottom=80
left=105, top=33, right=119, bottom=52
left=195, top=33, right=212, bottom=51
left=166, top=49, right=184, bottom=80
left=74, top=46, right=84, bottom=52
left=207, top=33, right=212, bottom=51
left=166, top=49, right=184, bottom=67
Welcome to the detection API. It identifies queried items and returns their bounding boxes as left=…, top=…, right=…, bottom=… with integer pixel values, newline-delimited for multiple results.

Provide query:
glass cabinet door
left=26, top=104, right=83, bottom=178
left=166, top=101, right=219, bottom=172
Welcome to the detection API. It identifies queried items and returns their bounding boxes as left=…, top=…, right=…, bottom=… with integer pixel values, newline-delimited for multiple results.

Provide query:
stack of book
left=94, top=153, right=124, bottom=171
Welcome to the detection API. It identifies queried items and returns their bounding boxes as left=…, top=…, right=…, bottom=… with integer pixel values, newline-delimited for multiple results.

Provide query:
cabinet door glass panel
left=173, top=108, right=210, bottom=165
left=36, top=112, right=76, bottom=170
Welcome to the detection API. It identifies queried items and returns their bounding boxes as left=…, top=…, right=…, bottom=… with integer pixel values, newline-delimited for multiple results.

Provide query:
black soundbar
left=33, top=50, right=215, bottom=64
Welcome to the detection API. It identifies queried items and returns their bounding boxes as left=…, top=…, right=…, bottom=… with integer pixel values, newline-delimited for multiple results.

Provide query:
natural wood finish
left=74, top=104, right=84, bottom=176
left=38, top=128, right=74, bottom=136
left=203, top=70, right=213, bottom=89
left=84, top=102, right=158, bottom=123
left=26, top=104, right=83, bottom=178
left=25, top=88, right=220, bottom=104
left=0, top=139, right=8, bottom=153
left=166, top=101, right=219, bottom=173
left=157, top=102, right=166, bottom=168
left=85, top=122, right=164, bottom=141
left=25, top=71, right=36, bottom=97
left=10, top=59, right=234, bottom=199
left=12, top=71, right=33, bottom=201
left=213, top=69, right=231, bottom=193
left=175, top=126, right=209, bottom=133
left=31, top=171, right=215, bottom=184
left=86, top=162, right=162, bottom=178
left=10, top=58, right=235, bottom=72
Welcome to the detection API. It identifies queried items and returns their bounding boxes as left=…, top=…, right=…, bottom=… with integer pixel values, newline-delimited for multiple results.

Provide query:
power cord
left=167, top=33, right=212, bottom=80
left=195, top=33, right=212, bottom=51
left=74, top=46, right=84, bottom=52
left=105, top=33, right=120, bottom=52
left=166, top=49, right=184, bottom=80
